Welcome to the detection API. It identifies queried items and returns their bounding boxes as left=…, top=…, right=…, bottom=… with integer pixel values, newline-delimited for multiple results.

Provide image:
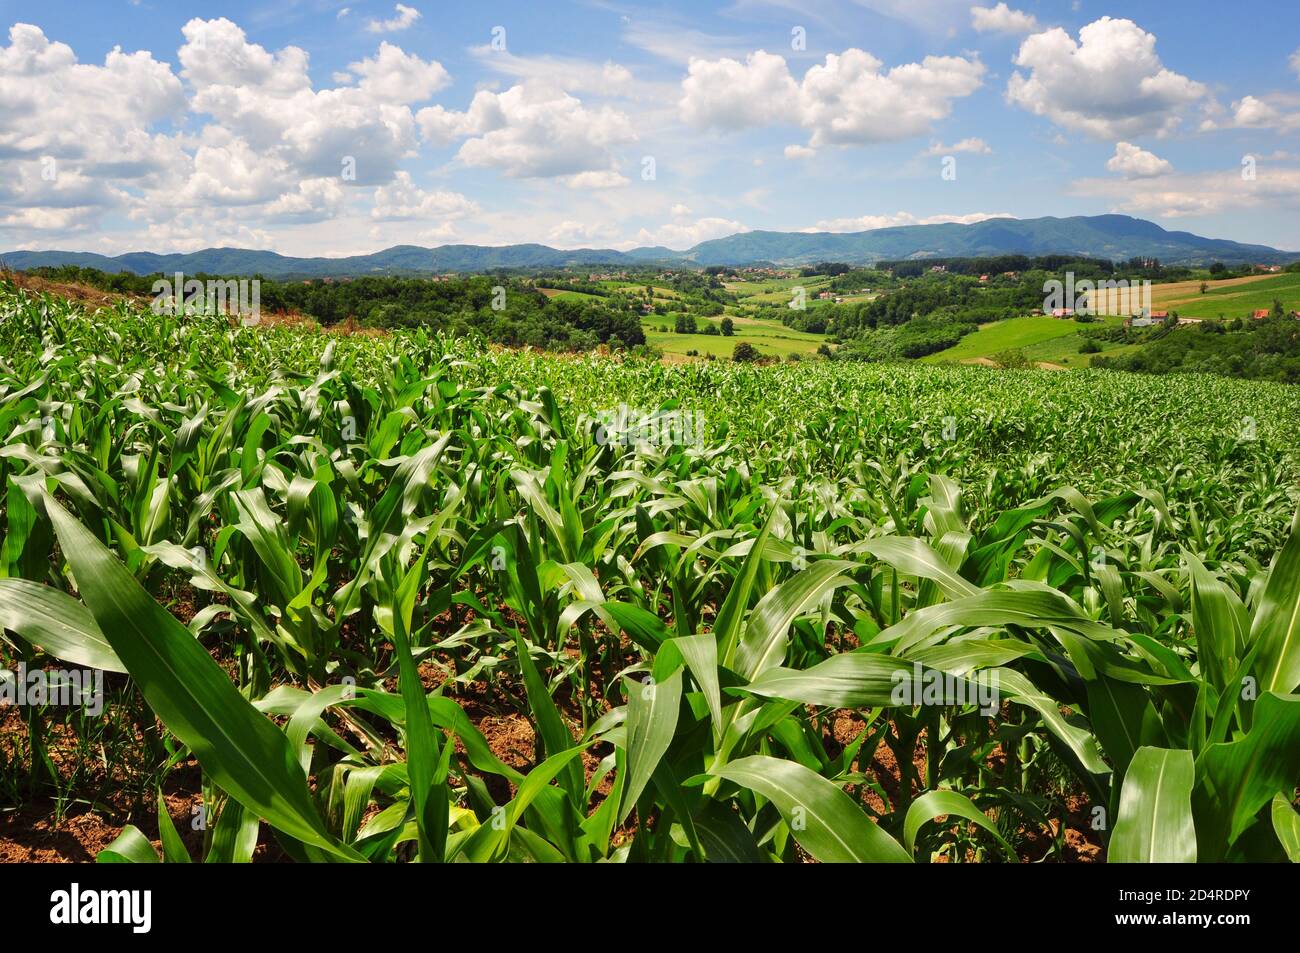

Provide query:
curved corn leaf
left=739, top=652, right=910, bottom=708
left=713, top=755, right=911, bottom=863
left=156, top=789, right=192, bottom=863
left=714, top=508, right=776, bottom=662
left=903, top=789, right=1017, bottom=861
left=733, top=559, right=858, bottom=680
left=0, top=577, right=125, bottom=673
left=43, top=494, right=358, bottom=861
left=855, top=536, right=980, bottom=601
left=1271, top=794, right=1300, bottom=862
left=97, top=825, right=160, bottom=864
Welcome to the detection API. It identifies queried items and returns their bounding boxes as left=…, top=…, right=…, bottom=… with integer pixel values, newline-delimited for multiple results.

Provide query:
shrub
left=992, top=348, right=1031, bottom=369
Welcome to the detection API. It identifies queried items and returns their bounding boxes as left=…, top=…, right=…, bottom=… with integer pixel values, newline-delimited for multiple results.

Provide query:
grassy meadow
left=922, top=315, right=1127, bottom=366
left=642, top=312, right=828, bottom=360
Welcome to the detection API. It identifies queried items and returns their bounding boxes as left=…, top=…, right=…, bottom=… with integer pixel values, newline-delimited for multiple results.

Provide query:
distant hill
left=682, top=215, right=1297, bottom=266
left=0, top=243, right=644, bottom=278
left=5, top=215, right=1294, bottom=277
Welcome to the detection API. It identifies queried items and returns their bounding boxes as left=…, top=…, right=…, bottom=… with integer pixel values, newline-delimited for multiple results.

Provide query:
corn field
left=1, top=281, right=1298, bottom=863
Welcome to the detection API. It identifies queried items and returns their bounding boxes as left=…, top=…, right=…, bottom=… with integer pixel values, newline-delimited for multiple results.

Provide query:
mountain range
left=4, top=215, right=1295, bottom=277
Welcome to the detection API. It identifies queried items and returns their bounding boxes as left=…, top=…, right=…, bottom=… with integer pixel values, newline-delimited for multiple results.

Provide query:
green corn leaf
left=1110, top=746, right=1197, bottom=863
left=714, top=508, right=776, bottom=662
left=513, top=630, right=583, bottom=805
left=42, top=493, right=358, bottom=862
left=1250, top=509, right=1300, bottom=694
left=619, top=669, right=682, bottom=824
left=1270, top=794, right=1300, bottom=862
left=733, top=559, right=858, bottom=680
left=0, top=577, right=125, bottom=672
left=1187, top=552, right=1247, bottom=691
left=390, top=542, right=447, bottom=862
left=713, top=755, right=911, bottom=863
left=903, top=790, right=1017, bottom=861
left=156, top=789, right=192, bottom=864
left=1192, top=691, right=1300, bottom=860
left=97, top=826, right=159, bottom=864
left=206, top=797, right=260, bottom=863
left=667, top=633, right=722, bottom=736
left=856, top=536, right=980, bottom=601
left=739, top=652, right=911, bottom=708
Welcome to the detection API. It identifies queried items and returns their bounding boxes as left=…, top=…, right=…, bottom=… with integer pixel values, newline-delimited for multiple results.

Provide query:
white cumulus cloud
left=1006, top=17, right=1207, bottom=139
left=0, top=23, right=188, bottom=236
left=264, top=177, right=348, bottom=221
left=370, top=171, right=478, bottom=220
left=347, top=42, right=450, bottom=102
left=679, top=48, right=984, bottom=149
left=636, top=217, right=748, bottom=249
left=922, top=137, right=991, bottom=155
left=1106, top=142, right=1173, bottom=178
left=565, top=170, right=629, bottom=190
left=1073, top=164, right=1300, bottom=218
left=417, top=82, right=635, bottom=179
left=366, top=4, right=420, bottom=34
left=970, top=4, right=1039, bottom=35
left=179, top=18, right=444, bottom=187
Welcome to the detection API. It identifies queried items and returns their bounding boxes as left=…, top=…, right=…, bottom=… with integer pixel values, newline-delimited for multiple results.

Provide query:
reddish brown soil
left=0, top=807, right=124, bottom=862
left=1, top=270, right=145, bottom=310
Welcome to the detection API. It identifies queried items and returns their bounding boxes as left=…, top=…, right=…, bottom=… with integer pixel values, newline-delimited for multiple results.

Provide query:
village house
left=1125, top=310, right=1170, bottom=328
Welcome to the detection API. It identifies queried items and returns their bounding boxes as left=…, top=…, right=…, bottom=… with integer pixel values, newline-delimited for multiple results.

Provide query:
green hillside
left=922, top=315, right=1125, bottom=364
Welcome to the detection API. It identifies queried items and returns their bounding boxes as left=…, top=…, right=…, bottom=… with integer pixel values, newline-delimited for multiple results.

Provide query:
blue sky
left=2, top=0, right=1298, bottom=256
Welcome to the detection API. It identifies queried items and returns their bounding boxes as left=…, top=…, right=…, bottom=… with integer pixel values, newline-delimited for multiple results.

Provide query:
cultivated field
left=642, top=313, right=827, bottom=360
left=1092, top=272, right=1300, bottom=318
left=725, top=275, right=833, bottom=304
left=2, top=281, right=1299, bottom=864
left=536, top=287, right=605, bottom=303
left=1161, top=272, right=1300, bottom=318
